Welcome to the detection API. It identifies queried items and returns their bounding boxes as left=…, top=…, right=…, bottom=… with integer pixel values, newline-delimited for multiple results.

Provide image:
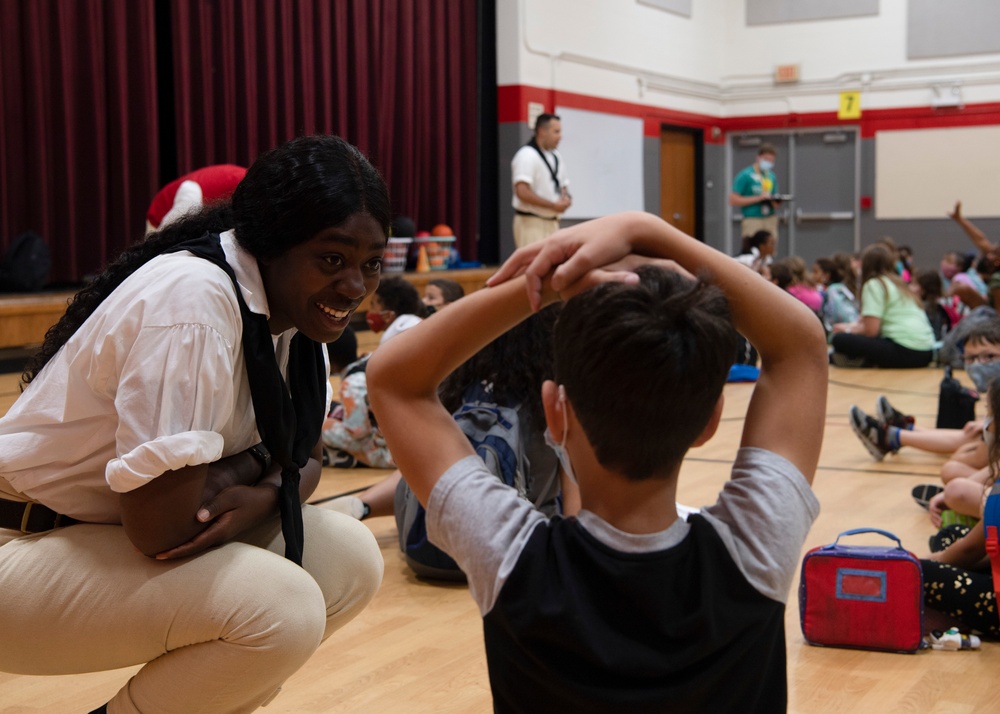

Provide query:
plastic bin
left=384, top=237, right=412, bottom=273
left=417, top=236, right=456, bottom=270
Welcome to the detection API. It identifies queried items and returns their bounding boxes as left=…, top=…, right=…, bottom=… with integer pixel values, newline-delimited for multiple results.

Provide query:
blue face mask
left=543, top=385, right=577, bottom=484
left=966, top=361, right=1000, bottom=393
left=758, top=159, right=774, bottom=171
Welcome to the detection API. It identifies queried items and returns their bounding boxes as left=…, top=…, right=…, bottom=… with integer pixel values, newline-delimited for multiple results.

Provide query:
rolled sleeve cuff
left=106, top=430, right=225, bottom=493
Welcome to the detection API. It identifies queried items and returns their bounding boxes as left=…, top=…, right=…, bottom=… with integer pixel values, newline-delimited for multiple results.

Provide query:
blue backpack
left=985, top=481, right=1000, bottom=629
left=395, top=383, right=526, bottom=580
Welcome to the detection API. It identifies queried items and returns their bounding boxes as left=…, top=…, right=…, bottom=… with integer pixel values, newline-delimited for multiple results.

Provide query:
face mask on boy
left=543, top=385, right=577, bottom=485
left=966, top=361, right=1000, bottom=393
left=758, top=159, right=774, bottom=172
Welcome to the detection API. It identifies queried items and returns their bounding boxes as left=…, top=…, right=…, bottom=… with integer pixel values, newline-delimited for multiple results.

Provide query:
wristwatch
left=247, top=443, right=272, bottom=476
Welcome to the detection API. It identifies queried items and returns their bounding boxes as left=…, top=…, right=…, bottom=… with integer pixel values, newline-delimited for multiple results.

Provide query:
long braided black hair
left=22, top=135, right=391, bottom=387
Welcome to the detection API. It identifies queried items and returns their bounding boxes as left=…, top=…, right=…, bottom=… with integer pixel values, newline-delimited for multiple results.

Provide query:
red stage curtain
left=170, top=0, right=480, bottom=259
left=0, top=0, right=480, bottom=283
left=0, top=0, right=159, bottom=283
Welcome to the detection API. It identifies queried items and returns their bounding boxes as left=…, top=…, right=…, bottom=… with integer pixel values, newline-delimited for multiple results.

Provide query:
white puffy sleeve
left=106, top=321, right=240, bottom=493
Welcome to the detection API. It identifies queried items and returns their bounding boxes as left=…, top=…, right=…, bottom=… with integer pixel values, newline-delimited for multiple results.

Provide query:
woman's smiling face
left=258, top=212, right=386, bottom=343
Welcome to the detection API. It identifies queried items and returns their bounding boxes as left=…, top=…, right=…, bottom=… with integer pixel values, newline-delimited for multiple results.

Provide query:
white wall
left=499, top=0, right=729, bottom=116
left=498, top=0, right=1000, bottom=117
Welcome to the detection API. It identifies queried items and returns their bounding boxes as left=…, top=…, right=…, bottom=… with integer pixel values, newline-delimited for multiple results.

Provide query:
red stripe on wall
left=497, top=85, right=719, bottom=140
left=498, top=84, right=1000, bottom=142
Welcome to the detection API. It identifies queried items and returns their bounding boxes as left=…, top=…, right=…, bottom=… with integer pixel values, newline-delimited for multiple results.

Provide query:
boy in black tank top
left=369, top=211, right=827, bottom=712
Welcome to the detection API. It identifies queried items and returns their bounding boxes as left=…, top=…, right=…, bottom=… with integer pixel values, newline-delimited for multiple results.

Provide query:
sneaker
left=324, top=447, right=358, bottom=469
left=912, top=483, right=944, bottom=510
left=850, top=405, right=892, bottom=460
left=831, top=353, right=868, bottom=368
left=925, top=627, right=981, bottom=651
left=876, top=395, right=915, bottom=429
left=321, top=495, right=368, bottom=520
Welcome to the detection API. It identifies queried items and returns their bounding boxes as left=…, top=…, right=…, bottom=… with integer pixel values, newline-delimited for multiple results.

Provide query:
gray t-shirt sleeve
left=701, top=447, right=820, bottom=603
left=427, top=455, right=546, bottom=615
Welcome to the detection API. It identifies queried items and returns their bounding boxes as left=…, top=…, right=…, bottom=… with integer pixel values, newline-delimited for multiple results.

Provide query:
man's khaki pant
left=514, top=213, right=560, bottom=248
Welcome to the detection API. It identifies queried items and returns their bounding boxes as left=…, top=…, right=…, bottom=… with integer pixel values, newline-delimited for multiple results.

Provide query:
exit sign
left=774, top=64, right=800, bottom=84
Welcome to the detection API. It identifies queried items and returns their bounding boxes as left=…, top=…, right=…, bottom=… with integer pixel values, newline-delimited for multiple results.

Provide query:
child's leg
left=941, top=477, right=989, bottom=518
left=832, top=334, right=931, bottom=368
left=941, top=460, right=981, bottom=483
left=359, top=471, right=402, bottom=518
left=898, top=427, right=979, bottom=454
left=921, top=559, right=999, bottom=638
left=940, top=442, right=988, bottom=483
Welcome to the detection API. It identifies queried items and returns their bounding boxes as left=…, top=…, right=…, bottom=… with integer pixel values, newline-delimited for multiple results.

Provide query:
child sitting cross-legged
left=367, top=211, right=827, bottom=711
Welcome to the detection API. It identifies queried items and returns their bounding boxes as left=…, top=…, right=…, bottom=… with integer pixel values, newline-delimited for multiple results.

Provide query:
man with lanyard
left=511, top=113, right=571, bottom=248
left=729, top=143, right=782, bottom=241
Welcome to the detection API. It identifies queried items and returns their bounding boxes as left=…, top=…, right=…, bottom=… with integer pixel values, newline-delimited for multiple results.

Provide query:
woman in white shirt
left=0, top=135, right=386, bottom=713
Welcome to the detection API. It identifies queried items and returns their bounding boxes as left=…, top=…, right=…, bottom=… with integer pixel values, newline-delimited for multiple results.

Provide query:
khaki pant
left=0, top=506, right=383, bottom=713
left=740, top=215, right=779, bottom=239
left=513, top=213, right=560, bottom=248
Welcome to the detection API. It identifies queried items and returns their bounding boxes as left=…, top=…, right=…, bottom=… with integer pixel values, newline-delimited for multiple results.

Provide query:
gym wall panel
left=875, top=125, right=1000, bottom=219
left=746, top=0, right=879, bottom=26
left=637, top=0, right=692, bottom=18
left=907, top=0, right=1000, bottom=60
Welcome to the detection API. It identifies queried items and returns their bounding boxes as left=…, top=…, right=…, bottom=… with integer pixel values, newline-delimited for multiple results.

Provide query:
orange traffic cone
left=416, top=245, right=430, bottom=272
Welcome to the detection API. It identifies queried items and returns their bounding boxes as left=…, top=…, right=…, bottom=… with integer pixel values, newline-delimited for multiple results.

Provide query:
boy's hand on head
left=552, top=266, right=641, bottom=303
left=490, top=213, right=655, bottom=310
left=615, top=255, right=695, bottom=281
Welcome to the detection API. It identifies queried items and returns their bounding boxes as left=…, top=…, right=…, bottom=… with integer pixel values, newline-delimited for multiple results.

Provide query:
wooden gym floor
left=1, top=361, right=998, bottom=712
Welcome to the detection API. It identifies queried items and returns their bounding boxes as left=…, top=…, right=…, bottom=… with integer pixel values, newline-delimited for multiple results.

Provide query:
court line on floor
left=827, top=379, right=940, bottom=398
left=684, top=456, right=936, bottom=477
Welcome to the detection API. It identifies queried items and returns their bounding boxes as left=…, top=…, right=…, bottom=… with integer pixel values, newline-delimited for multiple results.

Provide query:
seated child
left=734, top=229, right=776, bottom=278
left=365, top=275, right=425, bottom=345
left=326, top=305, right=566, bottom=521
left=830, top=244, right=936, bottom=369
left=912, top=269, right=962, bottom=340
left=422, top=278, right=465, bottom=313
left=368, top=211, right=827, bottom=710
left=322, top=277, right=424, bottom=467
left=849, top=318, right=1000, bottom=467
left=921, top=380, right=1000, bottom=640
left=813, top=256, right=859, bottom=334
left=950, top=255, right=990, bottom=307
left=772, top=257, right=822, bottom=313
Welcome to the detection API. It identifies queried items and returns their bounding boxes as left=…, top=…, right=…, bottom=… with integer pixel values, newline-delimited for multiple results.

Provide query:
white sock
left=322, top=495, right=367, bottom=520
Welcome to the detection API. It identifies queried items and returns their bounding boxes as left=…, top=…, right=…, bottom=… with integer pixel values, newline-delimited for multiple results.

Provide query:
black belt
left=0, top=498, right=78, bottom=533
left=515, top=209, right=558, bottom=221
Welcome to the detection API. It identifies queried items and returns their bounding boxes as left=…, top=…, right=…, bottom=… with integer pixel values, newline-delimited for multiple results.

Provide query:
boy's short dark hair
left=553, top=266, right=737, bottom=480
left=376, top=276, right=423, bottom=316
left=965, top=318, right=1000, bottom=348
left=428, top=278, right=465, bottom=305
left=770, top=260, right=793, bottom=290
left=757, top=143, right=776, bottom=157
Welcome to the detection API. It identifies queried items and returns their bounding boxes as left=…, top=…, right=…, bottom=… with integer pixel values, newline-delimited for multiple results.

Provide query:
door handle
left=795, top=209, right=855, bottom=224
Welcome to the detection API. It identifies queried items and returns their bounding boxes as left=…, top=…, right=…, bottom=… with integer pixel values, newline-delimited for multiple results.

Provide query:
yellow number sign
left=839, top=91, right=861, bottom=120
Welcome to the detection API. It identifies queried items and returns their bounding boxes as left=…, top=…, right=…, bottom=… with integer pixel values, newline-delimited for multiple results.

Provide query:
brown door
left=660, top=128, right=697, bottom=236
